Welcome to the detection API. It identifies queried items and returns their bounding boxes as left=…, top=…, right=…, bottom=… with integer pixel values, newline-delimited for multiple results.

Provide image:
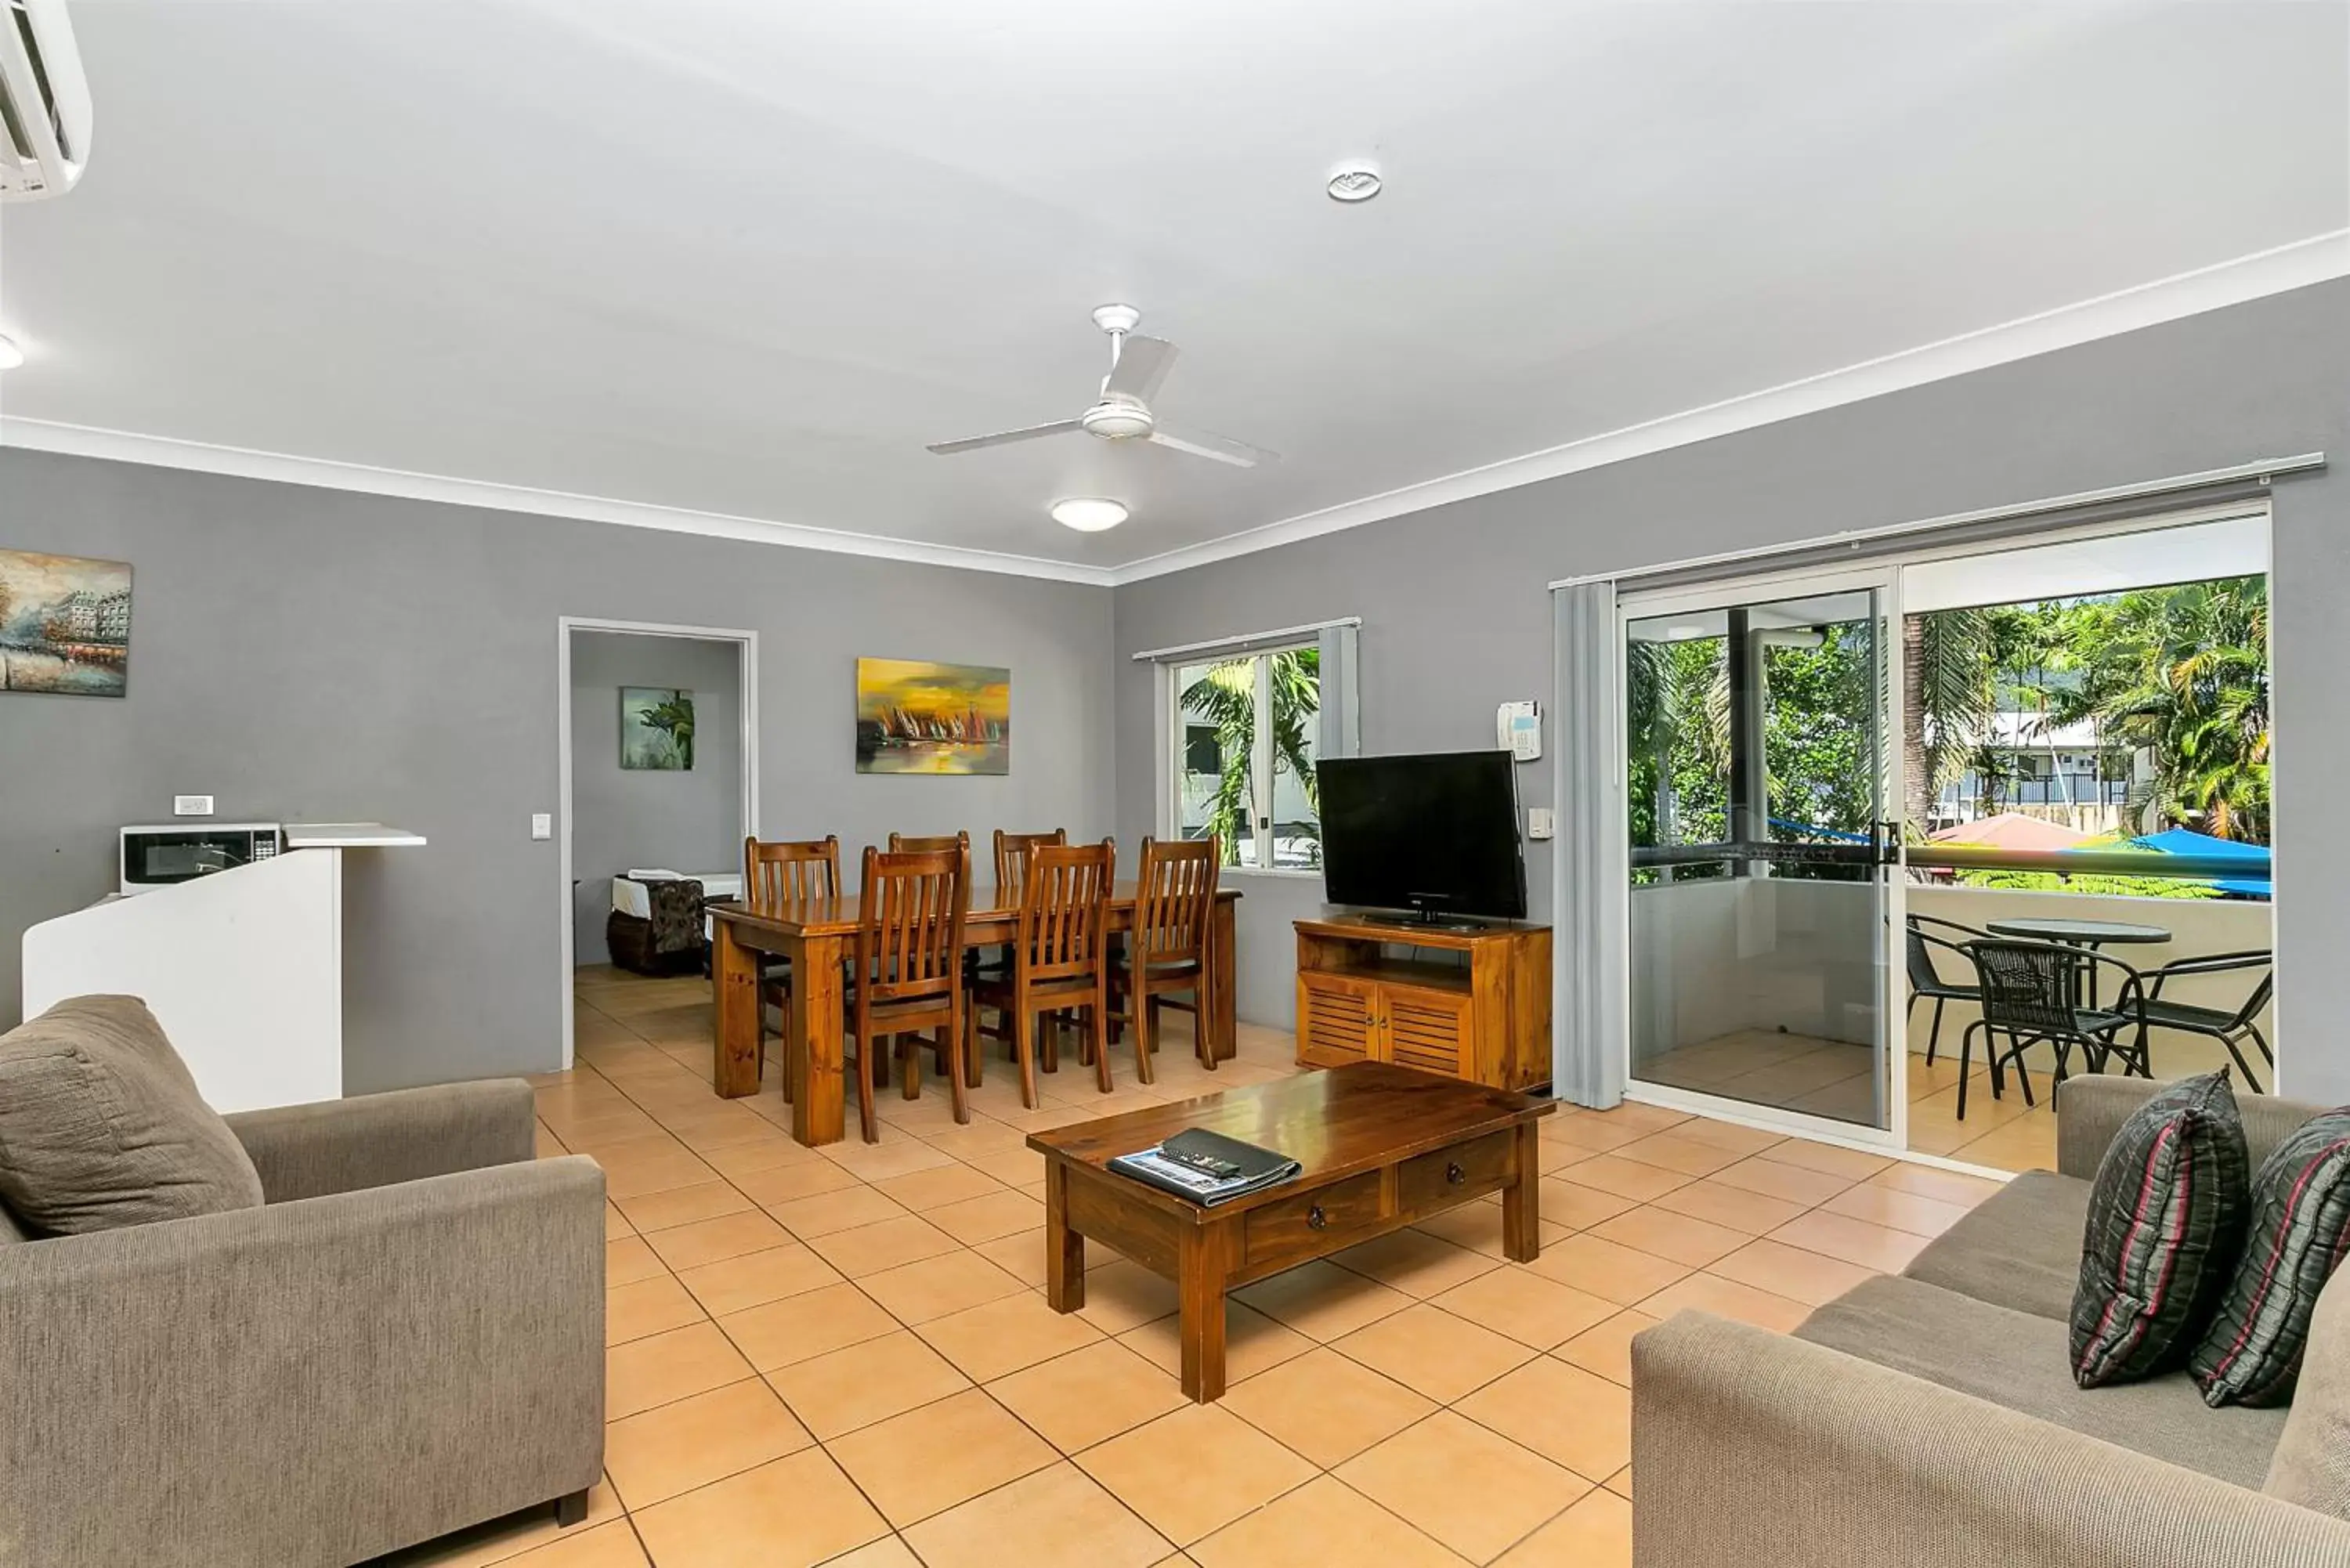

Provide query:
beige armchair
left=0, top=1079, right=605, bottom=1566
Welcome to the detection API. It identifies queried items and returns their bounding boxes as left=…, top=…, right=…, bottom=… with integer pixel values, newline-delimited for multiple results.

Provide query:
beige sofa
left=1633, top=1077, right=2350, bottom=1567
left=0, top=1078, right=606, bottom=1566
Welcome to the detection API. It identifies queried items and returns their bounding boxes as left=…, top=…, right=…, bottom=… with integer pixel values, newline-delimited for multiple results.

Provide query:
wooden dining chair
left=1108, top=836, right=1220, bottom=1085
left=888, top=830, right=971, bottom=855
left=969, top=839, right=1114, bottom=1105
left=993, top=828, right=1068, bottom=904
left=742, top=835, right=840, bottom=1091
left=846, top=843, right=972, bottom=1141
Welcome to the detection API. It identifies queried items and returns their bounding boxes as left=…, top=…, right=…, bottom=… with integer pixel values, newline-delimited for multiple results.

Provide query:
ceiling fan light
left=1050, top=497, right=1128, bottom=533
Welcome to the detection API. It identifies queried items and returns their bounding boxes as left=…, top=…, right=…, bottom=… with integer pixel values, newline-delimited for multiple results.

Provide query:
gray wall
left=1112, top=277, right=2350, bottom=1103
left=0, top=451, right=1115, bottom=1092
left=569, top=630, right=744, bottom=966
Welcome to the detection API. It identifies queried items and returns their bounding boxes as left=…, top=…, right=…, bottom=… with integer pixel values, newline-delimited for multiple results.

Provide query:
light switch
left=1527, top=807, right=1555, bottom=840
left=173, top=794, right=215, bottom=817
left=530, top=813, right=552, bottom=840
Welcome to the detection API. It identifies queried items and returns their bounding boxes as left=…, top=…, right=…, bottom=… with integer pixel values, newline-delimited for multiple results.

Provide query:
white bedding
left=611, top=871, right=743, bottom=920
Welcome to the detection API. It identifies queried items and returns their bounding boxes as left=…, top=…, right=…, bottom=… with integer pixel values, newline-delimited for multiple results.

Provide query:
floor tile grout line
left=551, top=974, right=2004, bottom=1566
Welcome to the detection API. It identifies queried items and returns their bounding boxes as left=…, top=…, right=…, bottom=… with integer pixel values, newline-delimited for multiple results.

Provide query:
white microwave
left=119, top=823, right=284, bottom=895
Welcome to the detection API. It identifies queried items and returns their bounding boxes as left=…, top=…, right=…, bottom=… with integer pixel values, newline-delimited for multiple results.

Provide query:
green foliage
left=1181, top=648, right=1320, bottom=866
left=1762, top=623, right=1874, bottom=833
left=637, top=693, right=696, bottom=769
left=2040, top=576, right=2269, bottom=844
left=1627, top=637, right=1727, bottom=847
left=1950, top=869, right=2218, bottom=900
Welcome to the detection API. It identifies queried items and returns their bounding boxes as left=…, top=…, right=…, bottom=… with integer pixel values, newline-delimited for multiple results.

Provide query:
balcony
left=1631, top=841, right=2276, bottom=1176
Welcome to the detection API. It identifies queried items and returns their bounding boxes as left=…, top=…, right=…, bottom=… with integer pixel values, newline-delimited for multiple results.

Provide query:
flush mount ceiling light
left=0, top=334, right=22, bottom=370
left=1050, top=497, right=1129, bottom=533
left=1326, top=162, right=1383, bottom=203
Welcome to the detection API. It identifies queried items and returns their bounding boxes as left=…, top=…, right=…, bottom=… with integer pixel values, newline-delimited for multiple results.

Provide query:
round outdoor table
left=1983, top=916, right=2171, bottom=1016
left=1983, top=916, right=2173, bottom=947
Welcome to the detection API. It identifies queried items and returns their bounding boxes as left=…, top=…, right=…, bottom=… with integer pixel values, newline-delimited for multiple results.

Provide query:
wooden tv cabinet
left=1293, top=916, right=1551, bottom=1092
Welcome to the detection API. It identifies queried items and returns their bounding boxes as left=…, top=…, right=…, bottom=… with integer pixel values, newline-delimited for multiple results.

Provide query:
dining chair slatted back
left=966, top=840, right=1118, bottom=1104
left=995, top=828, right=1069, bottom=907
left=740, top=836, right=841, bottom=1090
left=888, top=830, right=971, bottom=856
left=860, top=847, right=967, bottom=1003
left=745, top=836, right=840, bottom=907
left=1133, top=836, right=1220, bottom=969
left=844, top=844, right=971, bottom=1140
left=1021, top=840, right=1114, bottom=983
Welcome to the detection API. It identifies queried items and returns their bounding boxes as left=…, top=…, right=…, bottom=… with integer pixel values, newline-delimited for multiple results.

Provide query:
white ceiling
left=2, top=1, right=2344, bottom=580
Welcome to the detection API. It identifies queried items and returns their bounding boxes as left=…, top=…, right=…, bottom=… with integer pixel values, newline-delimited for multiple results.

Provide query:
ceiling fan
left=927, top=305, right=1278, bottom=468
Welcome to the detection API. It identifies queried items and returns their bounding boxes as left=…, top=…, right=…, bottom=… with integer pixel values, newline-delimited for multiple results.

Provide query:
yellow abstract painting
left=855, top=658, right=1010, bottom=775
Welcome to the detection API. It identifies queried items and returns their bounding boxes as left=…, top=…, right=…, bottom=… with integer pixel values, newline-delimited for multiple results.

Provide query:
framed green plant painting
left=620, top=687, right=695, bottom=770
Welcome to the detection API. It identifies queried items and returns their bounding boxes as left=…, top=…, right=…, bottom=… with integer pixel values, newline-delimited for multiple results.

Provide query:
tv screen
left=1318, top=750, right=1528, bottom=921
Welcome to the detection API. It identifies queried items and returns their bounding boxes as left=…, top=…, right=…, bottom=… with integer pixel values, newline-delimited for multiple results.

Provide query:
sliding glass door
left=1622, top=570, right=1904, bottom=1139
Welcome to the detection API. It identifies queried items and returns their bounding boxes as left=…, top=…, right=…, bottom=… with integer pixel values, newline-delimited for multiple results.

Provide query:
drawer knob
left=1445, top=1162, right=1466, bottom=1185
left=1307, top=1204, right=1327, bottom=1230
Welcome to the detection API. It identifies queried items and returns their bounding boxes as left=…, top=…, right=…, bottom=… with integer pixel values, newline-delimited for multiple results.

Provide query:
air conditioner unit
left=0, top=0, right=92, bottom=200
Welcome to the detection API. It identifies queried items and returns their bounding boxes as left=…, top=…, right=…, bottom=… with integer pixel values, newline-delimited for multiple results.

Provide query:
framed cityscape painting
left=855, top=658, right=1010, bottom=775
left=620, top=687, right=696, bottom=770
left=0, top=549, right=133, bottom=698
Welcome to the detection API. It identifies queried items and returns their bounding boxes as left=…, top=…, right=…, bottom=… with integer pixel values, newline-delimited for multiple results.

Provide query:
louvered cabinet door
left=1296, top=971, right=1382, bottom=1068
left=1384, top=987, right=1473, bottom=1078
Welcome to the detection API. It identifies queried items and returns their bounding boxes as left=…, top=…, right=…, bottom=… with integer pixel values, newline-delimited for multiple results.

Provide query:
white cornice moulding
left=1108, top=228, right=2350, bottom=584
left=0, top=419, right=1120, bottom=587
left=3, top=229, right=2341, bottom=590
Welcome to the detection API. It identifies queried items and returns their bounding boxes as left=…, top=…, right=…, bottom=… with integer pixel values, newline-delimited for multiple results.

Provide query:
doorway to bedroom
left=558, top=619, right=758, bottom=1069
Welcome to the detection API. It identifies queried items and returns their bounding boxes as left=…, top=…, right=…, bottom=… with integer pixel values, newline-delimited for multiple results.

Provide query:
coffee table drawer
left=1245, top=1172, right=1384, bottom=1267
left=1399, top=1130, right=1516, bottom=1211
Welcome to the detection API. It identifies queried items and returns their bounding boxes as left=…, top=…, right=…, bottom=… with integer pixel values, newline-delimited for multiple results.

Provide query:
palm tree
left=2046, top=576, right=2269, bottom=841
left=1181, top=649, right=1320, bottom=865
left=1626, top=636, right=1729, bottom=846
left=1900, top=608, right=1996, bottom=832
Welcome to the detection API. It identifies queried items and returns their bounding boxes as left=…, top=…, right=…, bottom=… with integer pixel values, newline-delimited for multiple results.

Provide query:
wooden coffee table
left=1028, top=1063, right=1556, bottom=1402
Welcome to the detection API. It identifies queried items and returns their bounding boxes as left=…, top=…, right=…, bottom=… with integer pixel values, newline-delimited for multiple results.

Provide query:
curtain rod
left=1546, top=453, right=2324, bottom=591
left=1129, top=616, right=1361, bottom=663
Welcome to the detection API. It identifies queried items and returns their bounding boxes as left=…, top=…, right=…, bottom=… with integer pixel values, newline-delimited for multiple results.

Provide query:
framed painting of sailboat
left=855, top=658, right=1010, bottom=775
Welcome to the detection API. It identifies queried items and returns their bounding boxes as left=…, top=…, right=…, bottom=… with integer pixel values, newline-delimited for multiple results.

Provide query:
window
left=1172, top=643, right=1323, bottom=870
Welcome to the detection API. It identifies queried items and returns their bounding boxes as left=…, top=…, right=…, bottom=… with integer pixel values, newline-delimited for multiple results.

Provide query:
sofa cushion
left=2192, top=1108, right=2350, bottom=1407
left=0, top=995, right=264, bottom=1233
left=1905, top=1169, right=2090, bottom=1320
left=2070, top=1071, right=2250, bottom=1388
left=1797, top=1274, right=2287, bottom=1489
left=2265, top=1265, right=2350, bottom=1519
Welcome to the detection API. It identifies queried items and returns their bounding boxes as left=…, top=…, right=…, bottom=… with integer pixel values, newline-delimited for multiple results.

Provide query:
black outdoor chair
left=1904, top=913, right=1983, bottom=1067
left=2140, top=949, right=2275, bottom=1094
left=1956, top=938, right=2152, bottom=1121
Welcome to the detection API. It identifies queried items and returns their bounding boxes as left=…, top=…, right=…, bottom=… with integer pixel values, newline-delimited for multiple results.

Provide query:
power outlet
left=530, top=812, right=552, bottom=841
left=1526, top=807, right=1555, bottom=840
left=173, top=795, right=215, bottom=817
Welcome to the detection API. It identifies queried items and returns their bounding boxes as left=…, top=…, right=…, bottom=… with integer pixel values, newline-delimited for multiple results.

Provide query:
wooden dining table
left=707, top=883, right=1242, bottom=1146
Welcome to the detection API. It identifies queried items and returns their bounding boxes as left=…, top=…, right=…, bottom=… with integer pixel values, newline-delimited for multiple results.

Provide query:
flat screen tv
left=1318, top=750, right=1527, bottom=923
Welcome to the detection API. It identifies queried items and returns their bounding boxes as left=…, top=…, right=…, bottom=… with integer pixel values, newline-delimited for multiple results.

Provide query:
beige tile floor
left=1640, top=1028, right=2065, bottom=1172
left=379, top=967, right=2005, bottom=1568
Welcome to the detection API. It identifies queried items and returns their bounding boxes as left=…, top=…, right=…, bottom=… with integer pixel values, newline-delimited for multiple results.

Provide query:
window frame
left=1164, top=638, right=1323, bottom=877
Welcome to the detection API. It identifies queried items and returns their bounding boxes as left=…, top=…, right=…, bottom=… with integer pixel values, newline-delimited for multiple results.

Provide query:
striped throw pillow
left=2191, top=1109, right=2350, bottom=1407
left=2070, top=1072, right=2251, bottom=1389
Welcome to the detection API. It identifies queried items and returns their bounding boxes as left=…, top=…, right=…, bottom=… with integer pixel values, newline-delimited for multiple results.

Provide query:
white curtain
left=1553, top=581, right=1627, bottom=1108
left=1317, top=622, right=1361, bottom=761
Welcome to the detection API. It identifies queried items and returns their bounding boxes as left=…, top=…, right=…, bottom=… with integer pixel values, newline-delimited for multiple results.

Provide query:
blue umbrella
left=2129, top=827, right=2272, bottom=898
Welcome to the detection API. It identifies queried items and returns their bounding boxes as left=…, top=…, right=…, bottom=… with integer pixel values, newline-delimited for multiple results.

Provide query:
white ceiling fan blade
left=926, top=420, right=1083, bottom=456
left=1104, top=335, right=1179, bottom=402
left=1147, top=425, right=1278, bottom=468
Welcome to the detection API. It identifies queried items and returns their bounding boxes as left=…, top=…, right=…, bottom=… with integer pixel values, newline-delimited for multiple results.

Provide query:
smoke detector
left=1326, top=163, right=1383, bottom=203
